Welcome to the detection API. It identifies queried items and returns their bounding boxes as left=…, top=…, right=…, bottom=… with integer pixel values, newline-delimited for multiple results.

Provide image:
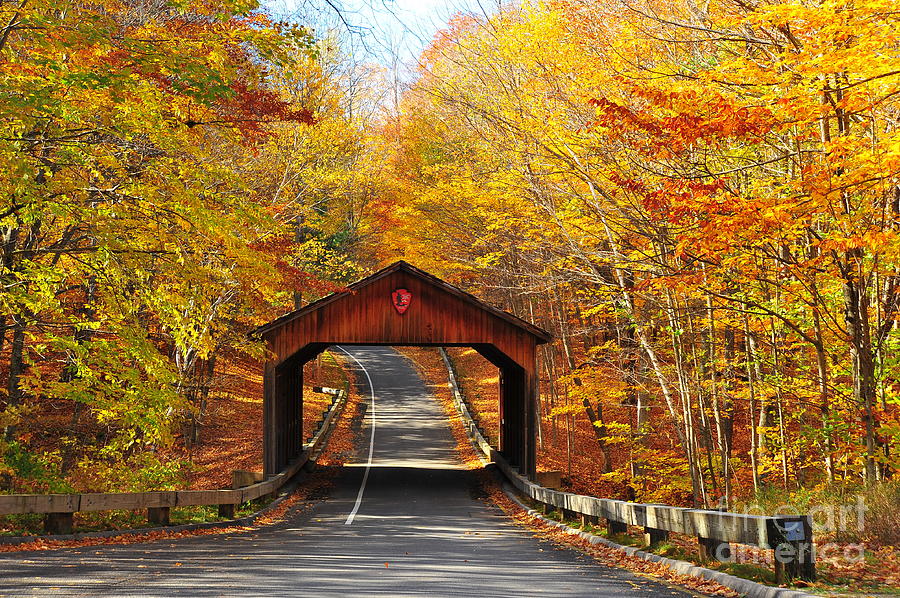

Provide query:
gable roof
left=253, top=260, right=552, bottom=343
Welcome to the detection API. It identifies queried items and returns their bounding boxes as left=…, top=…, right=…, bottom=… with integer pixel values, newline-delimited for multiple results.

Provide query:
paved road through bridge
left=0, top=347, right=701, bottom=597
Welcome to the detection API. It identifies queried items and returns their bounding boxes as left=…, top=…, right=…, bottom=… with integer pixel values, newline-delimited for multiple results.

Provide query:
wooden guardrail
left=439, top=349, right=815, bottom=584
left=0, top=385, right=349, bottom=535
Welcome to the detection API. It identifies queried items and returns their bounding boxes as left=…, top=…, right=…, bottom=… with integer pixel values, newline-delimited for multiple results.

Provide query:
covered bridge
left=253, top=261, right=551, bottom=478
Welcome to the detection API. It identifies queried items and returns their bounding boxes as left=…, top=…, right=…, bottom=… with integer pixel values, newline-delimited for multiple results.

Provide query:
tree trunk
left=744, top=316, right=760, bottom=493
left=4, top=314, right=26, bottom=441
left=843, top=272, right=879, bottom=485
left=812, top=309, right=834, bottom=482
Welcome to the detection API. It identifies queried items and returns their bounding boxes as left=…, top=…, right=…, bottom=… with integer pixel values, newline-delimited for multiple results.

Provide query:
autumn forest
left=1, top=0, right=899, bottom=563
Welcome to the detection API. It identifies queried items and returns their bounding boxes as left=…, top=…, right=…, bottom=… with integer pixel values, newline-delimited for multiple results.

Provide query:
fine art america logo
left=722, top=496, right=871, bottom=566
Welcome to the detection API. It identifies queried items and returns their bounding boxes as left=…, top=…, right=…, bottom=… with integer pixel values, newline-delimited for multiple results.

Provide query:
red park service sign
left=392, top=288, right=412, bottom=314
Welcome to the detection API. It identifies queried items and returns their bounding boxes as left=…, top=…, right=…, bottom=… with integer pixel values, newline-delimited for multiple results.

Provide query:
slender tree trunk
left=564, top=384, right=572, bottom=483
left=581, top=396, right=613, bottom=473
left=543, top=345, right=559, bottom=446
left=706, top=297, right=731, bottom=507
left=843, top=267, right=879, bottom=485
left=745, top=316, right=760, bottom=493
left=665, top=290, right=705, bottom=506
left=770, top=320, right=791, bottom=489
left=812, top=308, right=834, bottom=482
left=686, top=305, right=718, bottom=499
left=4, top=314, right=26, bottom=441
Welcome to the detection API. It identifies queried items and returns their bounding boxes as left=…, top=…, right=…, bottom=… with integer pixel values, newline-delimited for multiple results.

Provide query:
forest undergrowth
left=0, top=349, right=351, bottom=538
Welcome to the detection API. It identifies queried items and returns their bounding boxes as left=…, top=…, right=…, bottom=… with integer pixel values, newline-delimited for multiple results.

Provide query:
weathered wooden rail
left=0, top=385, right=348, bottom=535
left=439, top=349, right=815, bottom=583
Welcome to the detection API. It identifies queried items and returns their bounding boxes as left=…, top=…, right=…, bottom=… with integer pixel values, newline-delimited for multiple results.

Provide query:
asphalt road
left=0, top=346, right=700, bottom=597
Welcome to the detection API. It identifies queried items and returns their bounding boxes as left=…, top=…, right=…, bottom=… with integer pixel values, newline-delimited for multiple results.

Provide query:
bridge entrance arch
left=253, top=261, right=551, bottom=478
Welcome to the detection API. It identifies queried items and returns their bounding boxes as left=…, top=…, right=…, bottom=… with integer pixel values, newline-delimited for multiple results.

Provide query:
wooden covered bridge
left=253, top=261, right=551, bottom=478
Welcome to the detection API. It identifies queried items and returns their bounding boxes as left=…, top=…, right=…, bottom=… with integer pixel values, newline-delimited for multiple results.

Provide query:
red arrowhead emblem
left=392, top=288, right=412, bottom=314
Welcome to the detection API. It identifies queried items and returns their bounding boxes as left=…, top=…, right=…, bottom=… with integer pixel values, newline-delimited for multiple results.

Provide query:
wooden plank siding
left=255, top=261, right=551, bottom=478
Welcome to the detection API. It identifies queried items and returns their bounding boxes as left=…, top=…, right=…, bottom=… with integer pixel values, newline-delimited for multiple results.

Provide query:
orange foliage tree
left=381, top=0, right=900, bottom=505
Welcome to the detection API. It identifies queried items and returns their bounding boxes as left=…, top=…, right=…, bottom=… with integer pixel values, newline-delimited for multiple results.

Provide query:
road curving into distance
left=0, top=346, right=702, bottom=597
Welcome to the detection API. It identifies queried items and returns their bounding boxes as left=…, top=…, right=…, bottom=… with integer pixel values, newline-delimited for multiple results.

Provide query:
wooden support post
left=798, top=538, right=816, bottom=581
left=644, top=527, right=669, bottom=546
left=147, top=506, right=170, bottom=526
left=581, top=514, right=599, bottom=528
left=561, top=508, right=576, bottom=522
left=263, top=360, right=276, bottom=477
left=218, top=503, right=236, bottom=519
left=774, top=556, right=786, bottom=585
left=524, top=365, right=537, bottom=479
left=772, top=530, right=816, bottom=582
left=44, top=512, right=74, bottom=535
left=499, top=367, right=515, bottom=469
left=774, top=546, right=816, bottom=585
left=698, top=537, right=731, bottom=562
left=607, top=519, right=627, bottom=535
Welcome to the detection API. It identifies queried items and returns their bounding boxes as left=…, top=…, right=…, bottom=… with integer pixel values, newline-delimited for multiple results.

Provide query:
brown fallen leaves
left=0, top=354, right=364, bottom=554
left=185, top=349, right=349, bottom=490
left=817, top=544, right=900, bottom=588
left=0, top=525, right=252, bottom=554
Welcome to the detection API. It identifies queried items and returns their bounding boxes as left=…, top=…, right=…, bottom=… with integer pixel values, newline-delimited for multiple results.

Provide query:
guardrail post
left=581, top=514, right=599, bottom=528
left=799, top=536, right=816, bottom=581
left=44, top=512, right=74, bottom=535
left=218, top=503, right=236, bottom=519
left=644, top=527, right=669, bottom=546
left=607, top=519, right=627, bottom=535
left=698, top=537, right=732, bottom=562
left=147, top=506, right=170, bottom=526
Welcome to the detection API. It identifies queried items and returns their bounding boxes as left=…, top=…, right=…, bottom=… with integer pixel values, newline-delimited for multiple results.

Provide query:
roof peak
left=253, top=261, right=551, bottom=343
